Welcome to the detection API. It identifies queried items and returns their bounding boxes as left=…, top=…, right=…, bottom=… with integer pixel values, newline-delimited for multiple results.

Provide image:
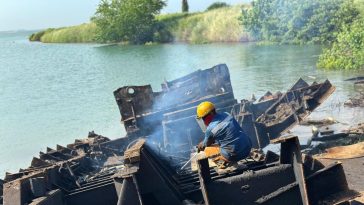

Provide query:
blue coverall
left=202, top=112, right=252, bottom=162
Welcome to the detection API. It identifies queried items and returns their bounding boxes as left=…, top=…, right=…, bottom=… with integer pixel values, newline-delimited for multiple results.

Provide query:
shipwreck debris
left=114, top=66, right=335, bottom=152
left=345, top=76, right=364, bottom=82
left=344, top=75, right=364, bottom=107
left=304, top=123, right=364, bottom=159
left=1, top=64, right=361, bottom=205
left=0, top=132, right=135, bottom=205
left=111, top=136, right=360, bottom=205
left=345, top=94, right=364, bottom=108
left=300, top=117, right=337, bottom=127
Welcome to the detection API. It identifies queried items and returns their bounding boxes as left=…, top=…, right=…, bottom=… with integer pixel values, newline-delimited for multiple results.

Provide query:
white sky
left=0, top=0, right=250, bottom=31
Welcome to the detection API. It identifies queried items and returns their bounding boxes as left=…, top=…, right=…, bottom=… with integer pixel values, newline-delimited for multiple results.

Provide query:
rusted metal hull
left=114, top=64, right=336, bottom=153
left=1, top=132, right=121, bottom=205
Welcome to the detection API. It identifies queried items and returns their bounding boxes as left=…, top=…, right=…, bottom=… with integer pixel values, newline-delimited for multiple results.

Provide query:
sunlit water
left=1, top=31, right=363, bottom=177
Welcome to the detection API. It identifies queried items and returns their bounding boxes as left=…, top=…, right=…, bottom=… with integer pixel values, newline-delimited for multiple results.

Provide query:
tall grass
left=30, top=23, right=97, bottom=43
left=41, top=23, right=97, bottom=43
left=164, top=5, right=251, bottom=43
left=29, top=29, right=54, bottom=41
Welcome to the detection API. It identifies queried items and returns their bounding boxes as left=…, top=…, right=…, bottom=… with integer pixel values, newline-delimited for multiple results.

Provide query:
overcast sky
left=0, top=0, right=250, bottom=31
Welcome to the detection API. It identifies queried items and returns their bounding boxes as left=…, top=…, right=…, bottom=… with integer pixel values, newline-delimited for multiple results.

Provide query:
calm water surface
left=1, top=31, right=363, bottom=176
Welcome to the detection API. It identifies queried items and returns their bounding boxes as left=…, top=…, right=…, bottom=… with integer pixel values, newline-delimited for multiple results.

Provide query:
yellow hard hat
left=196, top=101, right=215, bottom=119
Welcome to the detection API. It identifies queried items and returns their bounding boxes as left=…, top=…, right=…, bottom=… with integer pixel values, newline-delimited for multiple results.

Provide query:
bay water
left=1, top=31, right=363, bottom=177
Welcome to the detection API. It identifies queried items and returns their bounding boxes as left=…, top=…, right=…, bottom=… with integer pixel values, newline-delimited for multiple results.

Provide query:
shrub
left=206, top=2, right=229, bottom=11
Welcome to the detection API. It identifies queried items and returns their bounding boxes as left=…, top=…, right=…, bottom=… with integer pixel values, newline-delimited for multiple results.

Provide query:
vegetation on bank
left=29, top=5, right=248, bottom=44
left=92, top=0, right=165, bottom=44
left=29, top=23, right=97, bottom=43
left=317, top=0, right=364, bottom=70
left=29, top=0, right=364, bottom=69
left=318, top=17, right=364, bottom=70
left=156, top=6, right=249, bottom=43
left=29, top=29, right=53, bottom=41
left=206, top=2, right=229, bottom=11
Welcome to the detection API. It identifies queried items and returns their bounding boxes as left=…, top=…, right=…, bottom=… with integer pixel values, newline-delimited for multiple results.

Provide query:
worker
left=195, top=101, right=252, bottom=172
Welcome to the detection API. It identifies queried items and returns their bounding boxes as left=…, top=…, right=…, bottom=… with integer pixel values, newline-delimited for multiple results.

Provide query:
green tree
left=182, top=0, right=189, bottom=13
left=93, top=0, right=166, bottom=44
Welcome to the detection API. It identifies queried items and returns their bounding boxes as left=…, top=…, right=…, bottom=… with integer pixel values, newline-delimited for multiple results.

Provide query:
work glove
left=197, top=142, right=205, bottom=152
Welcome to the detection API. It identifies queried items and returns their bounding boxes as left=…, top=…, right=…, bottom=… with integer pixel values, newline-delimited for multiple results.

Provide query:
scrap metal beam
left=256, top=163, right=360, bottom=205
left=197, top=158, right=211, bottom=205
left=272, top=136, right=309, bottom=205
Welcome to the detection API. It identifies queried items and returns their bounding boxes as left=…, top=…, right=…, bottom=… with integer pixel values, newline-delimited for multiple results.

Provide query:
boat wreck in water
left=1, top=64, right=362, bottom=205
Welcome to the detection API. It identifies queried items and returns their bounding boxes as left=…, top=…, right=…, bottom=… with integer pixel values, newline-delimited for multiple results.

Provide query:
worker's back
left=206, top=112, right=252, bottom=161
